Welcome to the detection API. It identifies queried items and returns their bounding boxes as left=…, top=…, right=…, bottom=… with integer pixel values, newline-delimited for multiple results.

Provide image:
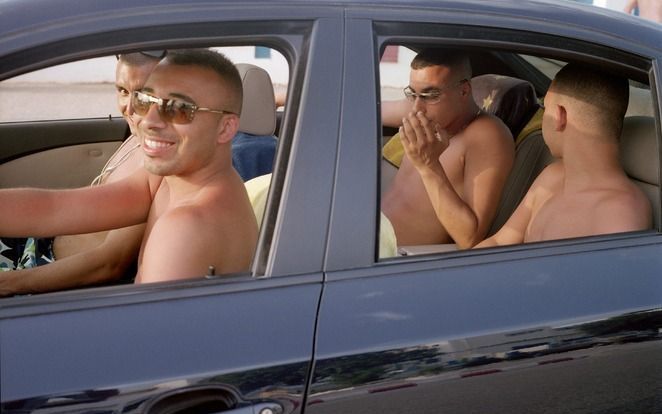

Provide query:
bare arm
left=0, top=169, right=157, bottom=237
left=382, top=99, right=411, bottom=128
left=475, top=187, right=536, bottom=248
left=475, top=164, right=559, bottom=248
left=401, top=111, right=514, bottom=249
left=0, top=224, right=145, bottom=296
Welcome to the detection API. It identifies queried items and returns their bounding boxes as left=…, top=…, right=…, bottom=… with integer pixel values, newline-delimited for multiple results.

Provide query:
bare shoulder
left=596, top=180, right=652, bottom=231
left=522, top=161, right=563, bottom=206
left=141, top=187, right=258, bottom=280
left=533, top=161, right=563, bottom=185
left=463, top=113, right=515, bottom=160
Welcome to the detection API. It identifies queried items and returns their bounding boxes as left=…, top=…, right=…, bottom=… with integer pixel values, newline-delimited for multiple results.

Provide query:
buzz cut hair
left=410, top=48, right=472, bottom=80
left=164, top=48, right=243, bottom=115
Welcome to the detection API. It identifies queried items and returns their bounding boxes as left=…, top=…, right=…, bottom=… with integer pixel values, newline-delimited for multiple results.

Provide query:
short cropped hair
left=410, top=48, right=472, bottom=80
left=552, top=63, right=629, bottom=137
left=165, top=49, right=243, bottom=115
left=118, top=52, right=162, bottom=67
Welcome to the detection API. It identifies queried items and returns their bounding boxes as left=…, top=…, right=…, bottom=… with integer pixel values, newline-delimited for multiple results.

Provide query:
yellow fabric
left=382, top=132, right=404, bottom=168
left=245, top=173, right=398, bottom=258
left=515, top=107, right=544, bottom=145
left=379, top=212, right=398, bottom=258
left=244, top=173, right=272, bottom=229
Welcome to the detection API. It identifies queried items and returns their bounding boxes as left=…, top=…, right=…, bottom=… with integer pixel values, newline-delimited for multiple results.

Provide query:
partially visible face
left=115, top=60, right=159, bottom=134
left=408, top=65, right=465, bottom=129
left=135, top=62, right=237, bottom=178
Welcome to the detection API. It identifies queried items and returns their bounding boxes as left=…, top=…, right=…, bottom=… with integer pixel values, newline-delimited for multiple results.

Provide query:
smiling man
left=0, top=52, right=160, bottom=296
left=0, top=49, right=258, bottom=284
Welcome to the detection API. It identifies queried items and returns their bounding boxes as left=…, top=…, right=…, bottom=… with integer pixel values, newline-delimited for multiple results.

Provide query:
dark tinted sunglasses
left=132, top=91, right=237, bottom=124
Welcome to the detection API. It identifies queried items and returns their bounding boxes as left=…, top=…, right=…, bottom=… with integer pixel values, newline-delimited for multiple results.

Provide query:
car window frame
left=0, top=19, right=317, bottom=308
left=324, top=15, right=662, bottom=275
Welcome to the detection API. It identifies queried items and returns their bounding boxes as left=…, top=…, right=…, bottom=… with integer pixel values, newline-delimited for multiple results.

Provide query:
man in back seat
left=381, top=48, right=514, bottom=249
left=476, top=63, right=651, bottom=248
left=0, top=52, right=161, bottom=295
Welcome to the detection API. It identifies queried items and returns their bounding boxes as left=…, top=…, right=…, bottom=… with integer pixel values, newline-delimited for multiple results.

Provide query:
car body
left=0, top=0, right=661, bottom=413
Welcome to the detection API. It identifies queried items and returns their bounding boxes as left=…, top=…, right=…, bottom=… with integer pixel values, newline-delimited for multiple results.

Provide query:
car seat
left=470, top=74, right=540, bottom=139
left=619, top=115, right=660, bottom=229
left=232, top=63, right=278, bottom=181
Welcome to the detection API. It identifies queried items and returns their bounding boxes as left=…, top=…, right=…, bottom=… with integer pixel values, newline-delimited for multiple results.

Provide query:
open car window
left=377, top=40, right=659, bottom=261
left=0, top=45, right=290, bottom=295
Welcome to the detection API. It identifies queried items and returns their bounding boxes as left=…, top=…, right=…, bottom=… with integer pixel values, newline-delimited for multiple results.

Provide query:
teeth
left=145, top=138, right=173, bottom=149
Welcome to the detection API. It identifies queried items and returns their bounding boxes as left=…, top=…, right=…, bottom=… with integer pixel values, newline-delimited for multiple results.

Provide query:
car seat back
left=233, top=63, right=278, bottom=181
left=469, top=75, right=551, bottom=237
left=236, top=63, right=277, bottom=136
left=487, top=108, right=553, bottom=235
left=619, top=115, right=660, bottom=229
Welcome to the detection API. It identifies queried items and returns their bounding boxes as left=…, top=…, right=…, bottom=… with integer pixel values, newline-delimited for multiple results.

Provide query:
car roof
left=1, top=0, right=661, bottom=57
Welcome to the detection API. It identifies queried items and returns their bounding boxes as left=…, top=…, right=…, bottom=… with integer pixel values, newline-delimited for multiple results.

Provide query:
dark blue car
left=0, top=0, right=660, bottom=412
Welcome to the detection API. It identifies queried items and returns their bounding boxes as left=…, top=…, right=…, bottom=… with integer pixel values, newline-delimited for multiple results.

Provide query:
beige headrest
left=620, top=116, right=659, bottom=185
left=236, top=63, right=277, bottom=136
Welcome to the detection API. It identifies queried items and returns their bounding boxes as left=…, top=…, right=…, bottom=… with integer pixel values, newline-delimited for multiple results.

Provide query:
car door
left=0, top=3, right=345, bottom=413
left=310, top=4, right=662, bottom=413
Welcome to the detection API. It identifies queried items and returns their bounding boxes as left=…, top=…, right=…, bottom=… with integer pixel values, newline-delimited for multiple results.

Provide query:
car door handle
left=223, top=402, right=283, bottom=414
left=142, top=385, right=283, bottom=414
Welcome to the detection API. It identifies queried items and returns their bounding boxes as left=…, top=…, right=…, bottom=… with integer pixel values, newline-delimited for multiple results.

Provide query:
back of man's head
left=165, top=49, right=243, bottom=115
left=410, top=48, right=472, bottom=80
left=552, top=63, right=629, bottom=137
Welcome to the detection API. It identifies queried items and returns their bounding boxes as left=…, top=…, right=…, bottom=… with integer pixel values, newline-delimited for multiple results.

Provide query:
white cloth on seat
left=244, top=173, right=398, bottom=258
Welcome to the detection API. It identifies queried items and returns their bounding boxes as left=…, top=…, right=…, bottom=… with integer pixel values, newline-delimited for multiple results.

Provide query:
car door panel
left=0, top=276, right=322, bottom=413
left=313, top=240, right=662, bottom=413
left=0, top=118, right=128, bottom=188
left=310, top=12, right=662, bottom=413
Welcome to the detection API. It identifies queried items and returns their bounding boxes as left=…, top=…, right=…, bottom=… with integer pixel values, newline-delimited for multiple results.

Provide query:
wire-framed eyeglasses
left=131, top=91, right=237, bottom=124
left=403, top=79, right=468, bottom=104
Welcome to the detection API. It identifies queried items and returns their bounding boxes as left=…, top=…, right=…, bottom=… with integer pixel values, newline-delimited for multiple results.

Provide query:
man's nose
left=140, top=102, right=167, bottom=128
left=413, top=97, right=426, bottom=112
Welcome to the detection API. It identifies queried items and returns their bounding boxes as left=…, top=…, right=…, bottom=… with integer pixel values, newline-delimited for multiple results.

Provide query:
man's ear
left=460, top=80, right=471, bottom=97
left=217, top=114, right=240, bottom=144
left=555, top=104, right=567, bottom=132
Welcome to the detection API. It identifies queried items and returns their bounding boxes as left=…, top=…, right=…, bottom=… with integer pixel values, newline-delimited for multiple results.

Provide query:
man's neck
left=448, top=104, right=481, bottom=139
left=562, top=136, right=624, bottom=191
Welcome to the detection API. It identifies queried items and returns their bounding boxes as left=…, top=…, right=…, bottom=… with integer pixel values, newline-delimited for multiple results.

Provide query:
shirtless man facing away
left=476, top=63, right=651, bottom=248
left=382, top=49, right=514, bottom=249
left=624, top=0, right=662, bottom=23
left=0, top=49, right=257, bottom=285
left=0, top=52, right=160, bottom=296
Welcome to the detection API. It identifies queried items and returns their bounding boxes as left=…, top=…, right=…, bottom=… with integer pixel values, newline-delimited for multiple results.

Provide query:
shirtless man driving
left=382, top=48, right=514, bottom=249
left=0, top=49, right=257, bottom=284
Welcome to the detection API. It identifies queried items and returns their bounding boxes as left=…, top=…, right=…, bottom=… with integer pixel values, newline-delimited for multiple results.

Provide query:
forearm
left=382, top=99, right=411, bottom=128
left=0, top=188, right=57, bottom=237
left=418, top=166, right=480, bottom=249
left=0, top=224, right=144, bottom=296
